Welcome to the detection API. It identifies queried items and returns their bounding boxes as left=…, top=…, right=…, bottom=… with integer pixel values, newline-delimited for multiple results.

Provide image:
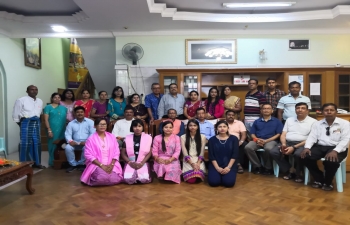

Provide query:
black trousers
left=302, top=145, right=347, bottom=185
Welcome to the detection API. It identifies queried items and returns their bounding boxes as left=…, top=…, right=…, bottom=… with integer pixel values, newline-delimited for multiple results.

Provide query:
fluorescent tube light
left=51, top=26, right=67, bottom=32
left=223, top=2, right=296, bottom=8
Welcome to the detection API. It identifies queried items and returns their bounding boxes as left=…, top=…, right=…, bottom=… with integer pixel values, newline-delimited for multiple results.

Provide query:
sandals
left=294, top=176, right=303, bottom=183
left=283, top=173, right=296, bottom=180
left=237, top=164, right=244, bottom=174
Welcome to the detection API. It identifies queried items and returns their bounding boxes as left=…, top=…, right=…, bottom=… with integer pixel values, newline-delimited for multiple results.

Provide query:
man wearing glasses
left=301, top=103, right=350, bottom=191
left=158, top=83, right=186, bottom=119
left=145, top=83, right=163, bottom=123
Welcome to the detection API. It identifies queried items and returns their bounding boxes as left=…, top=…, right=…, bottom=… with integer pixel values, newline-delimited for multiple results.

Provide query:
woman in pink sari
left=121, top=119, right=152, bottom=184
left=81, top=118, right=123, bottom=186
left=152, top=120, right=182, bottom=184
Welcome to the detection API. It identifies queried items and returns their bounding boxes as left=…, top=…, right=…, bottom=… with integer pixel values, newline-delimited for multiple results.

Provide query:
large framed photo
left=24, top=38, right=41, bottom=69
left=185, top=39, right=237, bottom=64
left=289, top=39, right=309, bottom=50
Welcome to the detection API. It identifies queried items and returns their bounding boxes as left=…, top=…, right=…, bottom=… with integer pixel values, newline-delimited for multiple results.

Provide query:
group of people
left=12, top=77, right=349, bottom=191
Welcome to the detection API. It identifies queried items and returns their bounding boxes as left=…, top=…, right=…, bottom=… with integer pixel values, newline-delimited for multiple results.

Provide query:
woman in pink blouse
left=152, top=120, right=182, bottom=184
left=203, top=87, right=224, bottom=119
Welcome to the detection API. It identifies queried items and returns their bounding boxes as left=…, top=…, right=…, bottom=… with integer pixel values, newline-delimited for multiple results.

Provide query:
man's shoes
left=311, top=181, right=323, bottom=189
left=253, top=167, right=263, bottom=175
left=66, top=166, right=77, bottom=173
left=262, top=169, right=274, bottom=175
left=33, top=164, right=46, bottom=169
left=77, top=165, right=86, bottom=172
left=322, top=184, right=334, bottom=191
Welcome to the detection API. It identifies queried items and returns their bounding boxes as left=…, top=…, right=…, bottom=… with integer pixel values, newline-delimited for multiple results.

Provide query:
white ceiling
left=0, top=0, right=349, bottom=38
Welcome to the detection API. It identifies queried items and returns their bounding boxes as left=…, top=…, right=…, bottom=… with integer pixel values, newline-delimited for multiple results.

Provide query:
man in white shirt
left=301, top=103, right=350, bottom=191
left=270, top=102, right=316, bottom=182
left=112, top=106, right=134, bottom=146
left=12, top=85, right=45, bottom=169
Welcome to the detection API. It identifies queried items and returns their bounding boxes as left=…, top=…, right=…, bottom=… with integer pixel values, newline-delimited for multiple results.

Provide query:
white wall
left=115, top=34, right=350, bottom=99
left=116, top=34, right=350, bottom=67
left=0, top=38, right=69, bottom=154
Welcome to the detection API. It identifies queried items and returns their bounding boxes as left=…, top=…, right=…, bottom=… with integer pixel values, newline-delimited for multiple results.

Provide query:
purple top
left=92, top=101, right=109, bottom=122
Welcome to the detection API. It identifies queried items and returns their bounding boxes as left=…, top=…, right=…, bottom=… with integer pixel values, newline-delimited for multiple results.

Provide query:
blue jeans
left=244, top=121, right=254, bottom=132
left=65, top=144, right=85, bottom=166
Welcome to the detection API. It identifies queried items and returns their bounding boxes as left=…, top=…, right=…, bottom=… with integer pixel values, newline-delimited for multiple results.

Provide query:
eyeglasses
left=326, top=127, right=330, bottom=136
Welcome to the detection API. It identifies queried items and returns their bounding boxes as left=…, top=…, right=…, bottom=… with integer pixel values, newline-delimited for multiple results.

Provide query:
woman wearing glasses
left=81, top=118, right=123, bottom=186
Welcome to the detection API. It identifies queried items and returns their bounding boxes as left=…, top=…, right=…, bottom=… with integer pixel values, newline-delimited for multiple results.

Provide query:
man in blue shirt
left=245, top=103, right=283, bottom=175
left=145, top=83, right=163, bottom=123
left=65, top=106, right=95, bottom=173
left=196, top=107, right=215, bottom=142
left=157, top=83, right=185, bottom=119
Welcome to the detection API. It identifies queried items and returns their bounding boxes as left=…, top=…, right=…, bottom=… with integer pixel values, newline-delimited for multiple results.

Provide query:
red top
left=204, top=99, right=225, bottom=118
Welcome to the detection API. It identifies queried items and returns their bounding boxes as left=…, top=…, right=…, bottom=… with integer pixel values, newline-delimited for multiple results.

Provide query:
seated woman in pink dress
left=121, top=119, right=152, bottom=184
left=81, top=118, right=123, bottom=186
left=152, top=120, right=182, bottom=184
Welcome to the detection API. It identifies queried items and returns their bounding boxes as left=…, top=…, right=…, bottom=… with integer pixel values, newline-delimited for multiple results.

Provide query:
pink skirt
left=89, top=167, right=123, bottom=186
left=123, top=162, right=152, bottom=185
left=153, top=158, right=182, bottom=184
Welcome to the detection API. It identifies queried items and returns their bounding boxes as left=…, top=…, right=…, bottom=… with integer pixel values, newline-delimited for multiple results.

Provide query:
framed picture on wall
left=185, top=39, right=237, bottom=64
left=289, top=39, right=310, bottom=50
left=24, top=38, right=41, bottom=69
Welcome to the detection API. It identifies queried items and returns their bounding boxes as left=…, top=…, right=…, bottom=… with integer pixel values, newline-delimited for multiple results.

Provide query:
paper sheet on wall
left=288, top=75, right=303, bottom=91
left=310, top=83, right=320, bottom=95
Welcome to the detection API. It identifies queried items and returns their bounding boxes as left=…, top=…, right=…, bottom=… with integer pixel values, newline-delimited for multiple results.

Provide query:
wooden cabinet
left=335, top=72, right=350, bottom=112
left=158, top=68, right=350, bottom=119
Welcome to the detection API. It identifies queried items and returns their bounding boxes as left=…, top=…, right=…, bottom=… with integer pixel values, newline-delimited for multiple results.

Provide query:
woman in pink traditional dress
left=184, top=91, right=204, bottom=119
left=121, top=119, right=152, bottom=184
left=81, top=118, right=123, bottom=186
left=75, top=89, right=95, bottom=118
left=152, top=120, right=182, bottom=184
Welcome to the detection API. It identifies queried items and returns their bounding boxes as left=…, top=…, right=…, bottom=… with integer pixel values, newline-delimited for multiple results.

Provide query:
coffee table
left=0, top=161, right=35, bottom=194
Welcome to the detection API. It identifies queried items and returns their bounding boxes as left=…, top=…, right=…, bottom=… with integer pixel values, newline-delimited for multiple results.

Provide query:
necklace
left=219, top=139, right=227, bottom=145
left=134, top=104, right=140, bottom=112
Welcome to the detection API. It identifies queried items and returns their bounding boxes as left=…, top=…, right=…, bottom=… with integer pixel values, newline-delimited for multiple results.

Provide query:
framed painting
left=289, top=39, right=310, bottom=50
left=24, top=38, right=41, bottom=69
left=185, top=39, right=237, bottom=64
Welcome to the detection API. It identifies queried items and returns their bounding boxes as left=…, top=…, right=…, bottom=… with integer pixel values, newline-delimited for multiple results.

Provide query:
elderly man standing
left=270, top=102, right=316, bottom=182
left=301, top=103, right=350, bottom=191
left=145, top=83, right=163, bottom=124
left=12, top=85, right=45, bottom=169
left=157, top=83, right=185, bottom=119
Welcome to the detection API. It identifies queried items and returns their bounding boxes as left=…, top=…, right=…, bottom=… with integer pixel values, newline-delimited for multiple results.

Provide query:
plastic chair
left=304, top=158, right=347, bottom=192
left=273, top=155, right=295, bottom=178
left=0, top=137, right=7, bottom=158
left=248, top=149, right=265, bottom=172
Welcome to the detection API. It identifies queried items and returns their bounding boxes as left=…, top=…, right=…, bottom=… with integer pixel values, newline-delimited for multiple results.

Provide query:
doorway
left=0, top=60, right=7, bottom=153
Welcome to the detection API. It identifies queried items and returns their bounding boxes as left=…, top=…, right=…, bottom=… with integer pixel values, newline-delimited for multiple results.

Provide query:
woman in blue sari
left=108, top=86, right=127, bottom=121
left=43, top=93, right=67, bottom=166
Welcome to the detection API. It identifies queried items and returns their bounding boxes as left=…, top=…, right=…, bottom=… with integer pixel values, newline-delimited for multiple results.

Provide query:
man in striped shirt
left=244, top=79, right=267, bottom=132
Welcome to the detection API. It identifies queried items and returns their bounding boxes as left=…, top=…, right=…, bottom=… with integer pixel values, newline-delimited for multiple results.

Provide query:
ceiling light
left=51, top=26, right=67, bottom=32
left=223, top=2, right=296, bottom=8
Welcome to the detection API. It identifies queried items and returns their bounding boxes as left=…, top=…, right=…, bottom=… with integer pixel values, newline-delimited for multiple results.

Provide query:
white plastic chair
left=304, top=158, right=347, bottom=192
left=0, top=137, right=7, bottom=158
